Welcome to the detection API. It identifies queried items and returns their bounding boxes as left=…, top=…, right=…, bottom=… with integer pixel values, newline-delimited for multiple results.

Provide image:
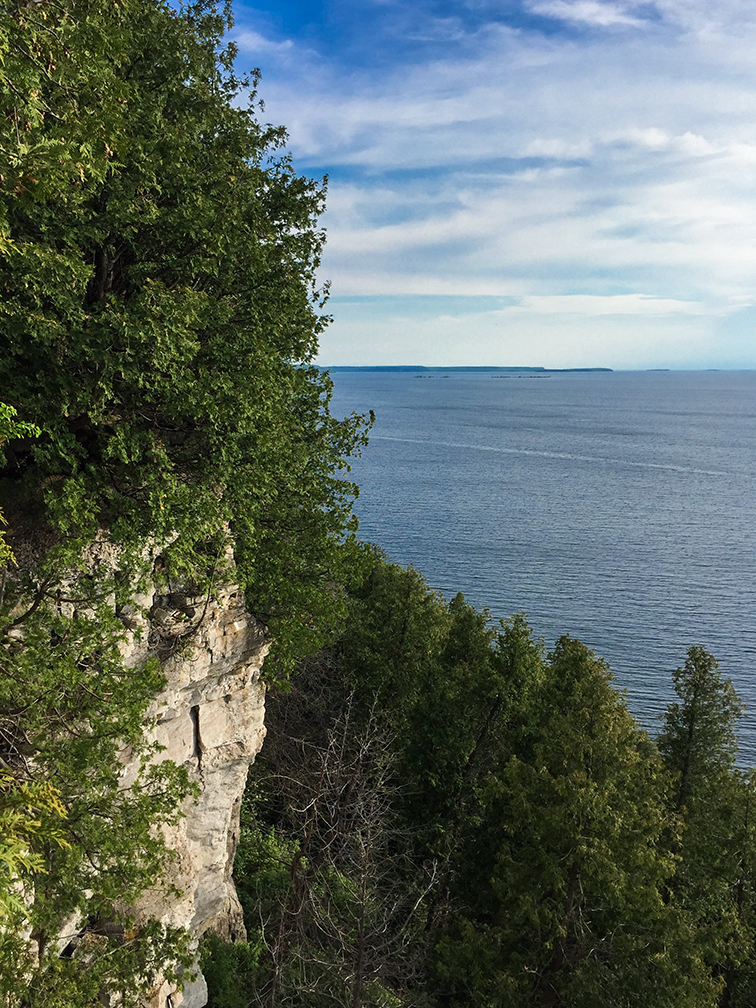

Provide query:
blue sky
left=231, top=0, right=756, bottom=368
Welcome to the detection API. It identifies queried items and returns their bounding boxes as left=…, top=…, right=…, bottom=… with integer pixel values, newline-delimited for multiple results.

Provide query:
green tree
left=0, top=404, right=38, bottom=568
left=658, top=646, right=743, bottom=813
left=401, top=605, right=543, bottom=848
left=0, top=0, right=368, bottom=1000
left=657, top=648, right=756, bottom=1007
left=0, top=0, right=369, bottom=675
left=716, top=769, right=756, bottom=1008
left=0, top=599, right=198, bottom=1006
left=210, top=556, right=729, bottom=1007
left=436, top=636, right=716, bottom=1008
left=0, top=772, right=68, bottom=922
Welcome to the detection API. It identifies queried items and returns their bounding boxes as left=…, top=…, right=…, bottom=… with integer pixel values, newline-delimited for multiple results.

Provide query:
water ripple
left=371, top=435, right=731, bottom=477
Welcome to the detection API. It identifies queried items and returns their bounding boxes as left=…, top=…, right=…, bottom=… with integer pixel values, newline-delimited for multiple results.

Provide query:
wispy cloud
left=527, top=1, right=646, bottom=27
left=513, top=294, right=714, bottom=314
left=230, top=0, right=756, bottom=367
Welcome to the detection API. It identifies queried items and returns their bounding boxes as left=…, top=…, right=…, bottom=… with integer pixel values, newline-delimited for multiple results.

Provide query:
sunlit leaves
left=0, top=0, right=370, bottom=677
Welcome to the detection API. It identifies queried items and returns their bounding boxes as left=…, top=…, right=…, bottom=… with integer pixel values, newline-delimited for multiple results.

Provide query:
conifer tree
left=658, top=646, right=742, bottom=812
left=214, top=559, right=722, bottom=1008
left=658, top=647, right=756, bottom=1007
left=436, top=636, right=716, bottom=1008
left=0, top=0, right=369, bottom=673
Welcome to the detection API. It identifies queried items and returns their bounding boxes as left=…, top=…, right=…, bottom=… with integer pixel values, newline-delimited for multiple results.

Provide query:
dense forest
left=204, top=554, right=756, bottom=1008
left=1, top=1, right=755, bottom=1006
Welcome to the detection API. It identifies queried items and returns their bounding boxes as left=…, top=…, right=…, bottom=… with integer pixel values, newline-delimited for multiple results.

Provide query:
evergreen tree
left=211, top=558, right=720, bottom=1008
left=0, top=0, right=369, bottom=674
left=658, top=647, right=756, bottom=1007
left=436, top=636, right=716, bottom=1008
left=658, top=646, right=743, bottom=812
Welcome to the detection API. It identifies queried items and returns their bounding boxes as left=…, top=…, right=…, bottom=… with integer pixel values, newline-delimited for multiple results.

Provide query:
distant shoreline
left=321, top=365, right=614, bottom=373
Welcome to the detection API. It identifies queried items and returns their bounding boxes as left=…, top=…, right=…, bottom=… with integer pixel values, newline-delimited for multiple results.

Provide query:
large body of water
left=328, top=369, right=756, bottom=763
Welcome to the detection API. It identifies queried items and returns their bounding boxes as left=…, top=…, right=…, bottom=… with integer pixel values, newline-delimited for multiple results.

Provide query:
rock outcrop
left=3, top=522, right=268, bottom=1008
left=118, top=578, right=269, bottom=1008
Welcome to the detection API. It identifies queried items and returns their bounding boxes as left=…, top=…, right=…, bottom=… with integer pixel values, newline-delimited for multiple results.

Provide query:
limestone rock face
left=117, top=581, right=268, bottom=1008
left=6, top=530, right=267, bottom=1007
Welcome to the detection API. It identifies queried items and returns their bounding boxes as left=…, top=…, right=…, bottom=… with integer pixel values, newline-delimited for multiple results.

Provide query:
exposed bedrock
left=117, top=578, right=269, bottom=1008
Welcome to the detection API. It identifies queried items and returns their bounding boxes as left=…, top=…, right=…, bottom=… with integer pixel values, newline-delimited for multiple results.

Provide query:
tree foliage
left=439, top=636, right=714, bottom=1008
left=0, top=0, right=369, bottom=1001
left=0, top=0, right=370, bottom=674
left=658, top=646, right=743, bottom=812
left=0, top=595, right=199, bottom=1004
left=5, top=2, right=756, bottom=1006
left=657, top=647, right=756, bottom=1007
left=206, top=554, right=734, bottom=1008
left=0, top=404, right=38, bottom=567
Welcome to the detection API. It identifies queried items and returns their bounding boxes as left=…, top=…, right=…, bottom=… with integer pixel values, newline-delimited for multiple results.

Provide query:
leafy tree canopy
left=0, top=0, right=369, bottom=1000
left=0, top=0, right=370, bottom=675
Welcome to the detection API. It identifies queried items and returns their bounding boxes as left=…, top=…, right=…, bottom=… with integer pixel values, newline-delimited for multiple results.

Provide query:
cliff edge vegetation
left=4, top=2, right=756, bottom=1007
left=0, top=0, right=368, bottom=1002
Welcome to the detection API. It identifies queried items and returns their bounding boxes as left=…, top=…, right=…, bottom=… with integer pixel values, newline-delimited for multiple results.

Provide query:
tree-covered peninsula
left=2, top=2, right=756, bottom=1007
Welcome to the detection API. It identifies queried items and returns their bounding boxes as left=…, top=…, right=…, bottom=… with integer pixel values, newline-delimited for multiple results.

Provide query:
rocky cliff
left=2, top=518, right=270, bottom=1007
left=117, top=575, right=269, bottom=1008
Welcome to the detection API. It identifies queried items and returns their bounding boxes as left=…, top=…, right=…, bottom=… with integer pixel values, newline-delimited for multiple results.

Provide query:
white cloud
left=527, top=1, right=646, bottom=27
left=653, top=0, right=756, bottom=36
left=234, top=1, right=756, bottom=366
left=524, top=137, right=595, bottom=157
left=235, top=30, right=297, bottom=57
left=513, top=294, right=713, bottom=314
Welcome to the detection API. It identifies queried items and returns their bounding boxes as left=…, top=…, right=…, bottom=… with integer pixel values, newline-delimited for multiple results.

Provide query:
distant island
left=323, top=365, right=613, bottom=373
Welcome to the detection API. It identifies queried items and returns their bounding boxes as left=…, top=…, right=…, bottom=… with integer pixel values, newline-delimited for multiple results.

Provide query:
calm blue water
left=329, top=369, right=756, bottom=764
